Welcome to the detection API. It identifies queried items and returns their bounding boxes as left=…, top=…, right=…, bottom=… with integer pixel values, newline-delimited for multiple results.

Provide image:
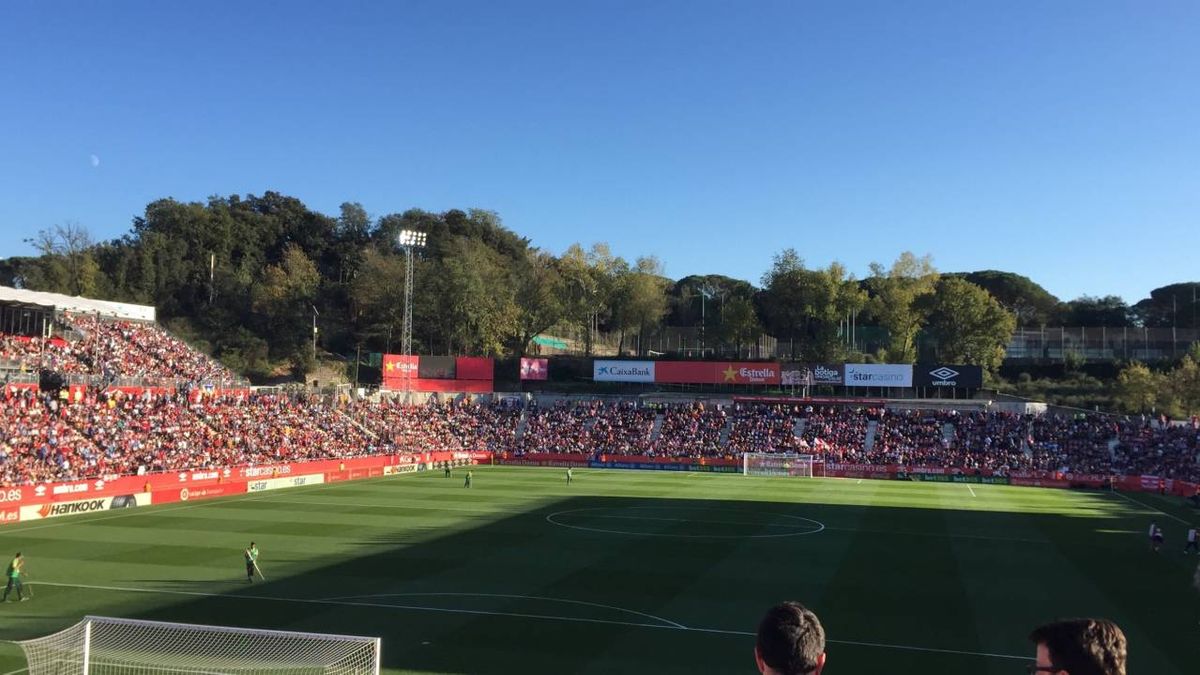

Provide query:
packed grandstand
left=1, top=299, right=1197, bottom=488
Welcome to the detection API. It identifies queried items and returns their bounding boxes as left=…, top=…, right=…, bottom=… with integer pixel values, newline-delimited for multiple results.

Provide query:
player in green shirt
left=244, top=542, right=260, bottom=583
left=566, top=467, right=573, bottom=484
left=3, top=552, right=26, bottom=602
left=464, top=470, right=472, bottom=488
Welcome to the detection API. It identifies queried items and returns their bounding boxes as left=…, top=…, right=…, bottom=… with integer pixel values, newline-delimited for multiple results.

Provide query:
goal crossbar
left=16, top=615, right=382, bottom=675
left=742, top=452, right=822, bottom=477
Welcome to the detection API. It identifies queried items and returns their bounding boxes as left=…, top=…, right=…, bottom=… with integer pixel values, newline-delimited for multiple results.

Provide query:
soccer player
left=3, top=552, right=26, bottom=602
left=464, top=470, right=472, bottom=488
left=1186, top=526, right=1198, bottom=554
left=1148, top=522, right=1159, bottom=551
left=1151, top=525, right=1165, bottom=552
left=566, top=467, right=573, bottom=484
left=244, top=542, right=259, bottom=583
left=444, top=462, right=451, bottom=478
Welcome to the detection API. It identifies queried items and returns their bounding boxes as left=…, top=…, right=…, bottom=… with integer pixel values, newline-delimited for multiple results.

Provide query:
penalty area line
left=29, top=581, right=1029, bottom=662
left=1106, top=490, right=1193, bottom=526
left=967, top=485, right=977, bottom=497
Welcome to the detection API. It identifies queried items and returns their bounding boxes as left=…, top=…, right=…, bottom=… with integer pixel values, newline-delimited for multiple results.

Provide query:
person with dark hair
left=754, top=601, right=826, bottom=675
left=1027, top=618, right=1126, bottom=675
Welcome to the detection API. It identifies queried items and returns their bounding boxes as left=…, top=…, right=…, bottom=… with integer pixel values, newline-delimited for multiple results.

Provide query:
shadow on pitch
left=34, top=482, right=1200, bottom=674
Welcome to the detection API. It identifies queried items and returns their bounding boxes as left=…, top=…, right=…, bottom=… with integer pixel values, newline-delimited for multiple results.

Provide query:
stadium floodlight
left=396, top=230, right=426, bottom=397
left=397, top=230, right=427, bottom=248
left=16, top=615, right=381, bottom=675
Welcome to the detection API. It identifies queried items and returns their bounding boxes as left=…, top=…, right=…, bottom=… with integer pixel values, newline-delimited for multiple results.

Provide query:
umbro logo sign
left=929, top=367, right=959, bottom=381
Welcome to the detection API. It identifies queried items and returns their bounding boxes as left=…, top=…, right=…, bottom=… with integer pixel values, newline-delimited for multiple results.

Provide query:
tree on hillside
left=510, top=251, right=567, bottom=355
left=348, top=248, right=409, bottom=352
left=716, top=295, right=763, bottom=357
left=26, top=222, right=100, bottom=297
left=866, top=252, right=939, bottom=363
left=758, top=250, right=868, bottom=361
left=559, top=243, right=625, bottom=356
left=612, top=256, right=669, bottom=356
left=951, top=270, right=1059, bottom=327
left=1132, top=283, right=1200, bottom=329
left=1168, top=347, right=1200, bottom=416
left=925, top=277, right=1017, bottom=372
left=435, top=237, right=519, bottom=356
left=1060, top=295, right=1133, bottom=327
left=251, top=244, right=322, bottom=373
left=1116, top=362, right=1162, bottom=414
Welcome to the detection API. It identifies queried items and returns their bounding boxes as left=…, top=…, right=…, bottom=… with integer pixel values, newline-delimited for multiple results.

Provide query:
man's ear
left=814, top=652, right=827, bottom=674
left=754, top=646, right=767, bottom=674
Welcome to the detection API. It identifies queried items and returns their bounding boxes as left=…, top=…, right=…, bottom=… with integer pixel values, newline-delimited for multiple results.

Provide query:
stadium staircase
left=514, top=411, right=529, bottom=441
left=864, top=420, right=879, bottom=452
left=338, top=409, right=379, bottom=441
left=718, top=418, right=733, bottom=449
left=942, top=422, right=956, bottom=445
left=649, top=413, right=665, bottom=443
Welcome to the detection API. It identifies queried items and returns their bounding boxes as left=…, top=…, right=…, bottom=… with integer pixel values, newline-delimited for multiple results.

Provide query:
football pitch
left=0, top=466, right=1195, bottom=674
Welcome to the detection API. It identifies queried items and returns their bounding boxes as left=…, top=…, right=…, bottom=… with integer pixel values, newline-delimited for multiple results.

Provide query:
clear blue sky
left=2, top=1, right=1197, bottom=303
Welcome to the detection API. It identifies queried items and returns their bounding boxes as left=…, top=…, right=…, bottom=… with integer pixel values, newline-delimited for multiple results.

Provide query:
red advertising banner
left=520, top=358, right=548, bottom=381
left=719, top=362, right=780, bottom=385
left=652, top=361, right=782, bottom=385
left=383, top=378, right=494, bottom=393
left=382, top=354, right=419, bottom=378
left=3, top=450, right=497, bottom=525
left=653, top=361, right=718, bottom=384
left=455, top=357, right=495, bottom=381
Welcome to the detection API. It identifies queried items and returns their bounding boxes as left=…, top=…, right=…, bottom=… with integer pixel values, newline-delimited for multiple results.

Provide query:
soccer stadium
left=0, top=283, right=1196, bottom=673
left=3, top=4, right=1199, bottom=675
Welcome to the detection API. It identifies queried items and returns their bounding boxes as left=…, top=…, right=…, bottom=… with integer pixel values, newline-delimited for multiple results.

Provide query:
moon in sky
left=90, top=154, right=100, bottom=168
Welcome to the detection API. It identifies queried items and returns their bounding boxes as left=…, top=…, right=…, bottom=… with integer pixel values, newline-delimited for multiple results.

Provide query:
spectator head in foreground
left=1028, top=618, right=1126, bottom=675
left=755, top=601, right=826, bottom=675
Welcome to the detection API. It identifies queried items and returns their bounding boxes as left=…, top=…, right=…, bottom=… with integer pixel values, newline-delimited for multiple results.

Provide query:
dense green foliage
left=0, top=467, right=1194, bottom=674
left=2, top=193, right=1195, bottom=380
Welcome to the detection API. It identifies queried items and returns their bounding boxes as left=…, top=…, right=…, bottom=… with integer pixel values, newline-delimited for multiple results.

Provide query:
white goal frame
left=16, top=615, right=382, bottom=675
left=742, top=452, right=823, bottom=478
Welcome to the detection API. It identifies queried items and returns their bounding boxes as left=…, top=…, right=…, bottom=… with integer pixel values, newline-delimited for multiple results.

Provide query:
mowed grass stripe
left=0, top=466, right=1192, bottom=674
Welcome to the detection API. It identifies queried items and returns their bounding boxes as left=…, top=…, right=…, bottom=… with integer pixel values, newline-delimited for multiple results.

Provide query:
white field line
left=29, top=581, right=1029, bottom=662
left=1, top=669, right=28, bottom=675
left=821, top=526, right=1048, bottom=545
left=856, top=479, right=862, bottom=485
left=0, top=473, right=425, bottom=537
left=551, top=510, right=1047, bottom=544
left=967, top=485, right=977, bottom=497
left=1107, top=490, right=1194, bottom=527
left=320, top=592, right=686, bottom=628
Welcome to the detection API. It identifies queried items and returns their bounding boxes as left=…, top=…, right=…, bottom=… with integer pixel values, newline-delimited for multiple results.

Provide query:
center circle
left=545, top=505, right=825, bottom=539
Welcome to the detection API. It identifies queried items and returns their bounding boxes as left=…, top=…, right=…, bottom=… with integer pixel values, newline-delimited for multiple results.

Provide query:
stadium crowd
left=3, top=384, right=1199, bottom=486
left=1, top=315, right=1198, bottom=487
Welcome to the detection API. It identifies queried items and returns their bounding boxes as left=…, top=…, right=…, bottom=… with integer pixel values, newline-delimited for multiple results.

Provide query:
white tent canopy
left=0, top=286, right=155, bottom=322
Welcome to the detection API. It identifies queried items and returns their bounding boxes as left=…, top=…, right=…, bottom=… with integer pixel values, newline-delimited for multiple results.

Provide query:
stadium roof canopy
left=0, top=286, right=155, bottom=322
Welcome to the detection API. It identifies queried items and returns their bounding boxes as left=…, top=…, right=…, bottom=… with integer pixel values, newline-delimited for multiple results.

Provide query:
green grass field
left=1, top=466, right=1196, bottom=673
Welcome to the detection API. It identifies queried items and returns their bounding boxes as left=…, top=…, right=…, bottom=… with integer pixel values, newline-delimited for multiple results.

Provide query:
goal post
left=16, top=615, right=382, bottom=675
left=742, top=452, right=821, bottom=478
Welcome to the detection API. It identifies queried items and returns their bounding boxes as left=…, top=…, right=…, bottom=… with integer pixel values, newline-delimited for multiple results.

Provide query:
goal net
left=16, top=615, right=381, bottom=675
left=743, top=452, right=819, bottom=477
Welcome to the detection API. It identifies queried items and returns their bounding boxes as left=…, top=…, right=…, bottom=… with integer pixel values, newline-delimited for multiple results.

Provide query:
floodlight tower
left=397, top=230, right=427, bottom=393
left=698, top=284, right=716, bottom=356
